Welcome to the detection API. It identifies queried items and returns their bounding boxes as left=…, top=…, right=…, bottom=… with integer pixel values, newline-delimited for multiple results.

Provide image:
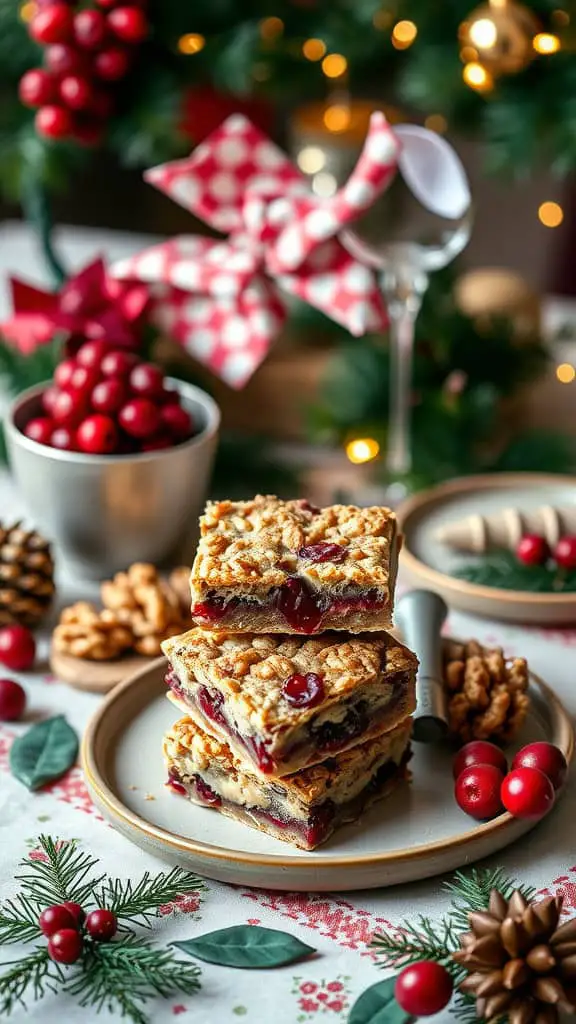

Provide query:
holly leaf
left=173, top=926, right=315, bottom=969
left=349, top=978, right=413, bottom=1024
left=9, top=716, right=78, bottom=790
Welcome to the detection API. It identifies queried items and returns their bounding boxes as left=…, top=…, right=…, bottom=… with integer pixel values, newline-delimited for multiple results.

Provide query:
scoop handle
left=395, top=589, right=449, bottom=743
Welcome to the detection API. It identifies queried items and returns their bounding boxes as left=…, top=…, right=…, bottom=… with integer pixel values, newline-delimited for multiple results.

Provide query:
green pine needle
left=15, top=836, right=106, bottom=910
left=0, top=947, right=62, bottom=1016
left=96, top=868, right=205, bottom=929
left=443, top=866, right=536, bottom=935
left=0, top=894, right=43, bottom=945
left=454, top=551, right=576, bottom=593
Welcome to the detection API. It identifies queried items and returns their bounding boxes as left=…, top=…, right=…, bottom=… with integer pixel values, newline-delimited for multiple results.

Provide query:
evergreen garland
left=454, top=550, right=576, bottom=592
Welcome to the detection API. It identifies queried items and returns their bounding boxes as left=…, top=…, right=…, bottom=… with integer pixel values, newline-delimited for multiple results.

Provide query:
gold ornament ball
left=459, top=0, right=540, bottom=75
left=455, top=268, right=541, bottom=339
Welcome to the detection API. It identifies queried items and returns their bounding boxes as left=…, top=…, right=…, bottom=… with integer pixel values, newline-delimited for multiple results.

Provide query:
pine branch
left=16, top=836, right=106, bottom=910
left=65, top=940, right=200, bottom=1024
left=0, top=947, right=62, bottom=1016
left=96, top=867, right=204, bottom=928
left=444, top=867, right=537, bottom=935
left=0, top=894, right=42, bottom=945
left=454, top=551, right=576, bottom=593
left=371, top=915, right=459, bottom=969
left=0, top=335, right=63, bottom=395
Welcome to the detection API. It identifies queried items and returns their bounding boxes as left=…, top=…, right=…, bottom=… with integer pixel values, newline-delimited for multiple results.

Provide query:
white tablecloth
left=0, top=470, right=575, bottom=1024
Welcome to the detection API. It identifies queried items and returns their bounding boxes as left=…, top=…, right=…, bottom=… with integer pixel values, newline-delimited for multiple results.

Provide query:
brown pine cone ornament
left=0, top=522, right=55, bottom=628
left=454, top=888, right=576, bottom=1024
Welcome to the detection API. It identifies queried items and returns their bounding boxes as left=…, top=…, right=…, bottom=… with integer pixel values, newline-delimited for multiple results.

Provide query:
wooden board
left=50, top=645, right=153, bottom=694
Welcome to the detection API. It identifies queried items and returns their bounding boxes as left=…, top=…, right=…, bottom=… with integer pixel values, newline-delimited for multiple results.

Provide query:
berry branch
left=15, top=836, right=106, bottom=909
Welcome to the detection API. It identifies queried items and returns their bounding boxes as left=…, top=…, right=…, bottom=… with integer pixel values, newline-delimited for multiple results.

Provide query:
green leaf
left=348, top=978, right=413, bottom=1024
left=9, top=716, right=78, bottom=791
left=173, top=926, right=315, bottom=969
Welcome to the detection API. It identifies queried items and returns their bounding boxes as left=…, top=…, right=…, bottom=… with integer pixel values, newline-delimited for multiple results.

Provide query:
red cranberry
left=85, top=908, right=117, bottom=941
left=51, top=425, right=77, bottom=451
left=94, top=45, right=131, bottom=80
left=298, top=542, right=346, bottom=563
left=73, top=8, right=107, bottom=48
left=501, top=766, right=556, bottom=819
left=511, top=742, right=568, bottom=791
left=44, top=42, right=86, bottom=76
left=282, top=672, right=325, bottom=708
left=160, top=403, right=193, bottom=440
left=452, top=740, right=507, bottom=781
left=119, top=398, right=160, bottom=439
left=77, top=414, right=118, bottom=454
left=0, top=679, right=26, bottom=722
left=246, top=735, right=276, bottom=774
left=42, top=385, right=60, bottom=415
left=39, top=903, right=78, bottom=937
left=59, top=74, right=93, bottom=111
left=76, top=339, right=111, bottom=369
left=91, top=378, right=125, bottom=414
left=554, top=535, right=576, bottom=570
left=192, top=596, right=235, bottom=624
left=107, top=6, right=148, bottom=43
left=24, top=417, right=54, bottom=446
left=141, top=433, right=173, bottom=451
left=455, top=764, right=504, bottom=820
left=193, top=775, right=222, bottom=807
left=275, top=578, right=323, bottom=633
left=52, top=388, right=86, bottom=427
left=69, top=364, right=100, bottom=395
left=101, top=349, right=139, bottom=378
left=35, top=104, right=73, bottom=139
left=516, top=534, right=550, bottom=566
left=304, top=803, right=334, bottom=848
left=19, top=69, right=56, bottom=108
left=167, top=776, right=187, bottom=796
left=62, top=901, right=85, bottom=925
left=128, top=362, right=164, bottom=398
left=197, top=686, right=227, bottom=728
left=298, top=500, right=321, bottom=515
left=54, top=357, right=77, bottom=389
left=0, top=625, right=36, bottom=671
left=395, top=961, right=454, bottom=1016
left=30, top=3, right=74, bottom=44
left=48, top=928, right=83, bottom=964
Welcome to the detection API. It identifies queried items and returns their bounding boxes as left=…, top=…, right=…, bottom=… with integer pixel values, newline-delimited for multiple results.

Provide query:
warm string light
left=311, top=172, right=338, bottom=197
left=321, top=53, right=348, bottom=78
left=552, top=9, right=570, bottom=26
left=391, top=20, right=418, bottom=49
left=463, top=61, right=494, bottom=90
left=302, top=38, right=326, bottom=61
left=533, top=32, right=561, bottom=53
left=468, top=17, right=497, bottom=48
left=178, top=33, right=205, bottom=54
left=345, top=438, right=380, bottom=464
left=556, top=363, right=575, bottom=384
left=259, top=16, right=284, bottom=42
left=296, top=146, right=326, bottom=174
left=424, top=113, right=448, bottom=133
left=538, top=201, right=564, bottom=227
left=323, top=104, right=351, bottom=132
left=19, top=1, right=37, bottom=21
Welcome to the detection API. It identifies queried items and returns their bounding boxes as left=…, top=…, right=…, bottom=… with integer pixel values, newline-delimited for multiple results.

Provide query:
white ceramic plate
left=82, top=656, right=573, bottom=892
left=398, top=473, right=576, bottom=624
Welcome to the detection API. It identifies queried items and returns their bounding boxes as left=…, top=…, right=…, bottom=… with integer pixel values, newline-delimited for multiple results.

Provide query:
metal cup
left=4, top=378, right=220, bottom=581
left=395, top=589, right=449, bottom=743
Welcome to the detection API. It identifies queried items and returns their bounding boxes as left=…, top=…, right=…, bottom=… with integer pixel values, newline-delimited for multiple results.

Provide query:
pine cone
left=454, top=888, right=576, bottom=1024
left=0, top=522, right=55, bottom=628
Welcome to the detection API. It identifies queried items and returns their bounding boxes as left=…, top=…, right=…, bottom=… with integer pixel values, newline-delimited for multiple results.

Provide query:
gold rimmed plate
left=398, top=473, right=576, bottom=625
left=81, top=655, right=573, bottom=892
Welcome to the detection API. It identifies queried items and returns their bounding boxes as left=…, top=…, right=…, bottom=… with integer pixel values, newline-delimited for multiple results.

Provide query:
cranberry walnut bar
left=164, top=715, right=413, bottom=851
left=189, top=496, right=399, bottom=634
left=162, top=628, right=416, bottom=778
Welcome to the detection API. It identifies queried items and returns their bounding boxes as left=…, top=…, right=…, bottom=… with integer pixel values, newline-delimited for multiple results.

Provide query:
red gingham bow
left=113, top=112, right=400, bottom=388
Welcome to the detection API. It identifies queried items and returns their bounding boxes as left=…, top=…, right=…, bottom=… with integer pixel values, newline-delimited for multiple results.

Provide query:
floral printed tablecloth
left=1, top=470, right=576, bottom=1024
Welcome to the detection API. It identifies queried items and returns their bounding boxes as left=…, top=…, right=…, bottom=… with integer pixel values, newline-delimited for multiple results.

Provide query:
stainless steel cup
left=5, top=378, right=220, bottom=581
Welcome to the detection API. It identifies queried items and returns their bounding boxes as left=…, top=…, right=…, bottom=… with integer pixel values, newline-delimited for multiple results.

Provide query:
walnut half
left=443, top=639, right=530, bottom=744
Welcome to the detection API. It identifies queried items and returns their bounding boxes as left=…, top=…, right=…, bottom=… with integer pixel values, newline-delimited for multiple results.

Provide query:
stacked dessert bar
left=162, top=495, right=417, bottom=850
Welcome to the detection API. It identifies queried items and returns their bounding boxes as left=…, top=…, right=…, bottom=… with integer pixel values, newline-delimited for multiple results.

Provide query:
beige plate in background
left=397, top=473, right=576, bottom=625
left=50, top=645, right=152, bottom=695
left=81, top=655, right=573, bottom=892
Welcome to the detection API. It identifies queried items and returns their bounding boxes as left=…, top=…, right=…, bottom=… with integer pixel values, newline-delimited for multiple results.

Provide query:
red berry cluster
left=19, top=0, right=148, bottom=144
left=453, top=739, right=567, bottom=822
left=516, top=532, right=576, bottom=570
left=395, top=961, right=454, bottom=1017
left=40, top=901, right=117, bottom=964
left=22, top=341, right=195, bottom=455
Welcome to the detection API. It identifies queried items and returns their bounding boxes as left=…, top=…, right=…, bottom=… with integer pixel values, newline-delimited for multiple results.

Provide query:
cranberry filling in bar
left=189, top=496, right=399, bottom=633
left=162, top=629, right=416, bottom=777
left=163, top=715, right=413, bottom=851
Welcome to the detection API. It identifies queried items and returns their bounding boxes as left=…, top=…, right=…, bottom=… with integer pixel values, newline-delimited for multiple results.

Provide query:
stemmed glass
left=344, top=125, right=473, bottom=504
